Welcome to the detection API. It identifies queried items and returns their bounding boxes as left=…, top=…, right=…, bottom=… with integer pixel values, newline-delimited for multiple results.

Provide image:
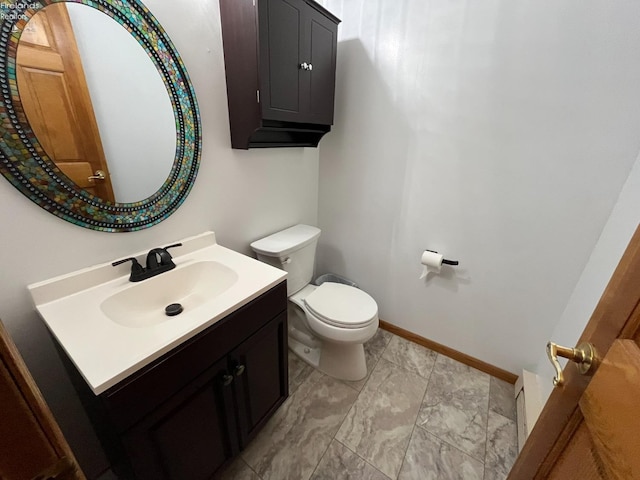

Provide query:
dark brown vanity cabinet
left=219, top=0, right=340, bottom=149
left=60, top=282, right=288, bottom=480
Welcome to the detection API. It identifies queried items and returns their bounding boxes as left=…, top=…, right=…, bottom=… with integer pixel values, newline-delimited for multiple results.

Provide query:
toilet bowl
left=250, top=224, right=379, bottom=381
left=289, top=282, right=378, bottom=380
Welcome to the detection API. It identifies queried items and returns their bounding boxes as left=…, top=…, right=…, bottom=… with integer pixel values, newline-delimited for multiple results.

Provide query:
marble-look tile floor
left=216, top=329, right=518, bottom=480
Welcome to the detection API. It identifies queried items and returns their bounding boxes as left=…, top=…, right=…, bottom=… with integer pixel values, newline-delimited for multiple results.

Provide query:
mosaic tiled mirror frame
left=0, top=0, right=201, bottom=232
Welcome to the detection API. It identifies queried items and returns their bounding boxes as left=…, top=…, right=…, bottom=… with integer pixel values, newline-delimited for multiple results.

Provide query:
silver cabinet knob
left=222, top=374, right=234, bottom=386
left=307, top=63, right=313, bottom=71
left=300, top=62, right=309, bottom=70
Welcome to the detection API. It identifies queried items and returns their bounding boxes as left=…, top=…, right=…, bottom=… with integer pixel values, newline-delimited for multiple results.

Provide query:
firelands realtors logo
left=0, top=2, right=38, bottom=22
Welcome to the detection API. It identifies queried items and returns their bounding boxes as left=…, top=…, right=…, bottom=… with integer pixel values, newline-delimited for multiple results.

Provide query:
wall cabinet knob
left=300, top=62, right=309, bottom=70
left=222, top=374, right=234, bottom=386
left=234, top=364, right=246, bottom=376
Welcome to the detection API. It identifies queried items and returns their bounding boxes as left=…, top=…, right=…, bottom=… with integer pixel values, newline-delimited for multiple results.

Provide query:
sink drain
left=165, top=303, right=184, bottom=316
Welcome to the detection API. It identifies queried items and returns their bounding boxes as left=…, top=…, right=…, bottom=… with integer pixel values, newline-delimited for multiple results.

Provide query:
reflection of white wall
left=67, top=3, right=176, bottom=203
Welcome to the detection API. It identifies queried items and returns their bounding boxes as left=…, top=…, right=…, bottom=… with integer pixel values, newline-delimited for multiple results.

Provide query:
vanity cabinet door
left=121, top=357, right=238, bottom=480
left=231, top=311, right=288, bottom=448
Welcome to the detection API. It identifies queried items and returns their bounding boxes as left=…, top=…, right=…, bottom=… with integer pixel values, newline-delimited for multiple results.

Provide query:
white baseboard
left=514, top=369, right=544, bottom=452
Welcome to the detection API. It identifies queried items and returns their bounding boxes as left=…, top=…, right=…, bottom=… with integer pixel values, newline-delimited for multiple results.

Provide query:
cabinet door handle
left=222, top=374, right=234, bottom=386
left=234, top=364, right=246, bottom=376
left=299, top=62, right=309, bottom=70
left=307, top=63, right=313, bottom=71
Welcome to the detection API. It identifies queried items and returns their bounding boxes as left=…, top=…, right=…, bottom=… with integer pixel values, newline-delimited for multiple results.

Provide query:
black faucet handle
left=163, top=243, right=183, bottom=253
left=158, top=243, right=183, bottom=263
left=112, top=257, right=145, bottom=281
left=112, top=257, right=142, bottom=269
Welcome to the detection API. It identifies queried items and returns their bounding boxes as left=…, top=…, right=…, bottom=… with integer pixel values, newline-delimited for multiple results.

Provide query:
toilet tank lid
left=250, top=224, right=321, bottom=257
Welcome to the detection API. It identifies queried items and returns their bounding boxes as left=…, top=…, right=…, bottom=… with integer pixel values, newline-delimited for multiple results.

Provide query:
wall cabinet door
left=259, top=0, right=305, bottom=122
left=303, top=4, right=338, bottom=125
left=231, top=312, right=288, bottom=448
left=258, top=0, right=338, bottom=125
left=121, top=357, right=238, bottom=480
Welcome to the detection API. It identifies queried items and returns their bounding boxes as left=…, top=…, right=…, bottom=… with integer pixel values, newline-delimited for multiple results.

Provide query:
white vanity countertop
left=28, top=232, right=287, bottom=395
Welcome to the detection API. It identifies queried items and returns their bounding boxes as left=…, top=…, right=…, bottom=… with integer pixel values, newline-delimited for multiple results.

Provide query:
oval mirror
left=17, top=2, right=177, bottom=204
left=0, top=0, right=201, bottom=231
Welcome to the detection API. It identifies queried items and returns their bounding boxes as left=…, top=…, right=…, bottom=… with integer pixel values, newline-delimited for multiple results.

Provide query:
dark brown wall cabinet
left=57, top=282, right=288, bottom=480
left=220, top=0, right=340, bottom=149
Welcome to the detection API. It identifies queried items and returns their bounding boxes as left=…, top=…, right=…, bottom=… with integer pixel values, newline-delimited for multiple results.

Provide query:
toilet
left=250, top=224, right=379, bottom=381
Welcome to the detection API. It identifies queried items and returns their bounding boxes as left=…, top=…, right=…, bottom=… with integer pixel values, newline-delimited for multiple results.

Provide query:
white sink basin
left=28, top=232, right=286, bottom=394
left=101, top=261, right=239, bottom=328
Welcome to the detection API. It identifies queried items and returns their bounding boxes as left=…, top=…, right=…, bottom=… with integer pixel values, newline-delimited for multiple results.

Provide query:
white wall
left=68, top=3, right=176, bottom=203
left=316, top=0, right=640, bottom=374
left=1, top=0, right=318, bottom=477
left=534, top=151, right=640, bottom=402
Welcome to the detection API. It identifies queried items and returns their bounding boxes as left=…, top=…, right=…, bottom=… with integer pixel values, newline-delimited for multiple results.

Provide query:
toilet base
left=319, top=342, right=367, bottom=381
left=289, top=336, right=321, bottom=370
left=288, top=335, right=368, bottom=382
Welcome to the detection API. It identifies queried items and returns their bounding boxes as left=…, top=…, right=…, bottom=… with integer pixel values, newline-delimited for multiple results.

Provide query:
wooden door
left=0, top=320, right=85, bottom=480
left=16, top=3, right=115, bottom=202
left=509, top=224, right=640, bottom=479
left=231, top=312, right=288, bottom=448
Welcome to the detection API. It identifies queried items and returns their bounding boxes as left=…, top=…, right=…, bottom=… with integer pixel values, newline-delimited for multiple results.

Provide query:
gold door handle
left=87, top=170, right=106, bottom=181
left=546, top=341, right=598, bottom=386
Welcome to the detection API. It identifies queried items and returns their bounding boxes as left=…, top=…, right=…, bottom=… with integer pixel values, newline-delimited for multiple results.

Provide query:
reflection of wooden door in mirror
left=0, top=320, right=85, bottom=480
left=16, top=4, right=115, bottom=202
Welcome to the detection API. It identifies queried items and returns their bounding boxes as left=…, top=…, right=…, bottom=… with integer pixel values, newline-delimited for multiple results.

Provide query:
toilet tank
left=250, top=224, right=321, bottom=295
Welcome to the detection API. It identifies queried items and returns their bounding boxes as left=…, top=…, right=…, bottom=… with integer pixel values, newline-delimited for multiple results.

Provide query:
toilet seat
left=303, top=282, right=378, bottom=329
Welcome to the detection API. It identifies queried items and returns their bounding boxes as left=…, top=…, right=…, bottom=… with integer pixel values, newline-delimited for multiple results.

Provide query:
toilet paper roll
left=419, top=250, right=443, bottom=279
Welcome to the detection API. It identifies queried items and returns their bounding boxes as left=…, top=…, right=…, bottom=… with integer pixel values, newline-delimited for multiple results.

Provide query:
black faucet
left=112, top=243, right=183, bottom=282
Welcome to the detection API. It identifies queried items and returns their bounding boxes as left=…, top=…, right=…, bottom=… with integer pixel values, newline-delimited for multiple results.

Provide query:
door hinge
left=256, top=90, right=260, bottom=103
